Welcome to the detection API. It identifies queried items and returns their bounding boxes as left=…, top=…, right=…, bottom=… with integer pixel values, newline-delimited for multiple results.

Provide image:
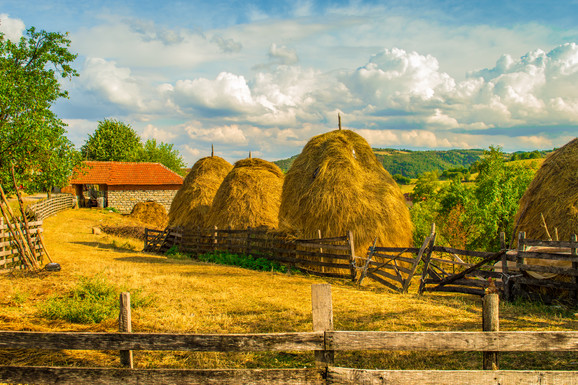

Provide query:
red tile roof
left=70, top=161, right=184, bottom=186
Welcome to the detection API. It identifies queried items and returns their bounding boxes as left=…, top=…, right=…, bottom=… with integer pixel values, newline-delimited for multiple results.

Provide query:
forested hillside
left=273, top=149, right=485, bottom=177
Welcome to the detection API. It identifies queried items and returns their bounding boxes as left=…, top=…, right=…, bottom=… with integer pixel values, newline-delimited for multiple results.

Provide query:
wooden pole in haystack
left=211, top=144, right=214, bottom=157
left=338, top=113, right=342, bottom=130
left=11, top=164, right=40, bottom=265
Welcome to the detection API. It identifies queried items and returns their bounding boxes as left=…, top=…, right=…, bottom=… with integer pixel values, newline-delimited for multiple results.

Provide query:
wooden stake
left=347, top=230, right=356, bottom=281
left=211, top=144, right=214, bottom=157
left=540, top=213, right=552, bottom=241
left=482, top=293, right=499, bottom=370
left=0, top=185, right=38, bottom=269
left=11, top=164, right=40, bottom=266
left=311, top=284, right=334, bottom=369
left=119, top=292, right=134, bottom=368
left=338, top=113, right=342, bottom=130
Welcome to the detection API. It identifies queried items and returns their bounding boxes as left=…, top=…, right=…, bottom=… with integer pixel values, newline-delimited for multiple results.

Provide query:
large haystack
left=279, top=129, right=413, bottom=255
left=513, top=138, right=578, bottom=241
left=168, top=156, right=232, bottom=228
left=130, top=201, right=168, bottom=229
left=207, top=158, right=284, bottom=229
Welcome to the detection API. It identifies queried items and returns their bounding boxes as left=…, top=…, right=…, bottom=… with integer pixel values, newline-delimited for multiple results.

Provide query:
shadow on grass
left=71, top=241, right=140, bottom=253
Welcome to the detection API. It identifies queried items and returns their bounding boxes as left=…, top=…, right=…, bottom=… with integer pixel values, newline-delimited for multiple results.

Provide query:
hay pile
left=207, top=158, right=284, bottom=229
left=168, top=156, right=232, bottom=228
left=513, top=138, right=578, bottom=242
left=129, top=201, right=168, bottom=229
left=279, top=129, right=413, bottom=255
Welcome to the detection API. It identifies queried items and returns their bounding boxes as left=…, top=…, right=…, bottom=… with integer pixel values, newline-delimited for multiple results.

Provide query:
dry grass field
left=1, top=208, right=577, bottom=372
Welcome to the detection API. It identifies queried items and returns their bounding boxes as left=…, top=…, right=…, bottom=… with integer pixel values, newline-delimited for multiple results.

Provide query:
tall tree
left=81, top=119, right=142, bottom=161
left=0, top=27, right=79, bottom=193
left=137, top=139, right=185, bottom=173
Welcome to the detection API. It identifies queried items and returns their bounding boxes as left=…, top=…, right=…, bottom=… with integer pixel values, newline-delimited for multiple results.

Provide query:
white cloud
left=0, top=14, right=25, bottom=41
left=81, top=57, right=145, bottom=109
left=184, top=123, right=248, bottom=145
left=173, top=72, right=260, bottom=113
left=142, top=124, right=176, bottom=142
left=268, top=43, right=299, bottom=65
left=343, top=48, right=455, bottom=107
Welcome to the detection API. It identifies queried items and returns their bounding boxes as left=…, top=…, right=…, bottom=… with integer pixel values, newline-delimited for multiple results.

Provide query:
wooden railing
left=0, top=218, right=43, bottom=270
left=0, top=285, right=576, bottom=384
left=145, top=227, right=355, bottom=279
left=26, top=194, right=75, bottom=221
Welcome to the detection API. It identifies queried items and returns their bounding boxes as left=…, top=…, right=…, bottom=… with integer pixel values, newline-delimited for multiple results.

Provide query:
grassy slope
left=0, top=209, right=576, bottom=370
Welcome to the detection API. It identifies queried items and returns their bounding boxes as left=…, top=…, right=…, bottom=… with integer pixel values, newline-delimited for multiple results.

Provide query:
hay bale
left=513, top=138, right=578, bottom=242
left=279, top=129, right=413, bottom=255
left=130, top=201, right=168, bottom=229
left=207, top=158, right=284, bottom=229
left=168, top=156, right=232, bottom=228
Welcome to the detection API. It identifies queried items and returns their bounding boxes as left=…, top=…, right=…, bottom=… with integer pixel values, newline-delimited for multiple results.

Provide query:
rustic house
left=64, top=161, right=184, bottom=214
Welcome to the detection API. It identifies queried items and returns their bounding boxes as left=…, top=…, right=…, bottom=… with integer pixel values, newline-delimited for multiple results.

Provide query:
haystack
left=513, top=138, right=578, bottom=242
left=129, top=201, right=168, bottom=229
left=168, top=156, right=232, bottom=228
left=207, top=158, right=284, bottom=229
left=279, top=129, right=413, bottom=255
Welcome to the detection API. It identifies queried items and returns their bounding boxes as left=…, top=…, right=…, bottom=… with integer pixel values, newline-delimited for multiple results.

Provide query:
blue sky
left=2, top=0, right=578, bottom=165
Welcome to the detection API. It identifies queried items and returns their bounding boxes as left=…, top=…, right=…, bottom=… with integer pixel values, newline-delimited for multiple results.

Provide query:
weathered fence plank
left=0, top=331, right=325, bottom=351
left=325, top=331, right=578, bottom=351
left=328, top=368, right=578, bottom=385
left=0, top=366, right=324, bottom=385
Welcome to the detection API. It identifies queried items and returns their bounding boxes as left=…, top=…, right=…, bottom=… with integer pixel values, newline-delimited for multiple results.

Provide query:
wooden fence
left=1, top=284, right=576, bottom=385
left=26, top=194, right=75, bottom=221
left=145, top=226, right=578, bottom=298
left=145, top=227, right=355, bottom=279
left=0, top=217, right=43, bottom=270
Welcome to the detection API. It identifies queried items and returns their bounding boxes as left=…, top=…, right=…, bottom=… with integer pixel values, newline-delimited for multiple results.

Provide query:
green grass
left=39, top=274, right=154, bottom=324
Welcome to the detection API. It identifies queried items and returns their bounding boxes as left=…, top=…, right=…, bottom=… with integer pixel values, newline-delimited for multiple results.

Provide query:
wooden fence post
left=318, top=230, right=325, bottom=274
left=347, top=231, right=356, bottom=281
left=0, top=218, right=5, bottom=269
left=311, top=284, right=334, bottom=371
left=570, top=234, right=578, bottom=304
left=482, top=293, right=499, bottom=370
left=213, top=226, right=218, bottom=252
left=119, top=292, right=134, bottom=368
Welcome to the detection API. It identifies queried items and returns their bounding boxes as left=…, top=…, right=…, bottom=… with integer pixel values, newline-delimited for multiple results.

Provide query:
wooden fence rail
left=0, top=218, right=43, bottom=270
left=145, top=227, right=356, bottom=280
left=26, top=194, right=75, bottom=221
left=0, top=284, right=577, bottom=385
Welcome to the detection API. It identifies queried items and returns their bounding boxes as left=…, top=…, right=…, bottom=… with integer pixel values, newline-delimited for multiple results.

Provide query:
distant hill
left=273, top=148, right=486, bottom=177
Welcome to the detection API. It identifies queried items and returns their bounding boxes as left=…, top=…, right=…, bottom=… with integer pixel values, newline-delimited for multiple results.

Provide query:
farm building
left=63, top=161, right=184, bottom=214
left=279, top=129, right=413, bottom=256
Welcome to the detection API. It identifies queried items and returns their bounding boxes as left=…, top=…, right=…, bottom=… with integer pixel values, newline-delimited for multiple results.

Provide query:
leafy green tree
left=0, top=27, right=79, bottom=193
left=81, top=119, right=142, bottom=161
left=468, top=146, right=535, bottom=251
left=411, top=171, right=439, bottom=202
left=410, top=146, right=536, bottom=253
left=393, top=173, right=411, bottom=185
left=137, top=139, right=185, bottom=173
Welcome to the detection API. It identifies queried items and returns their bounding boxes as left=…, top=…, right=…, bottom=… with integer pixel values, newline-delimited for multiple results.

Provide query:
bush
left=39, top=274, right=154, bottom=324
left=198, top=251, right=291, bottom=273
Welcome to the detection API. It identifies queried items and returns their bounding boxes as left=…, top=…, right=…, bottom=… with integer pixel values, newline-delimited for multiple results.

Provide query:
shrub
left=39, top=274, right=154, bottom=324
left=198, top=251, right=291, bottom=273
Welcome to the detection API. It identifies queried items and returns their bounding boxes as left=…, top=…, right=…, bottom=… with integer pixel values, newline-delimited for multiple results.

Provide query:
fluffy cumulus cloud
left=0, top=14, right=25, bottom=41
left=172, top=72, right=262, bottom=115
left=344, top=48, right=456, bottom=108
left=80, top=57, right=145, bottom=110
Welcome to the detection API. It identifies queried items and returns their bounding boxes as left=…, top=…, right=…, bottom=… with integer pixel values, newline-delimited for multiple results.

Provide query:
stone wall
left=107, top=188, right=178, bottom=214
